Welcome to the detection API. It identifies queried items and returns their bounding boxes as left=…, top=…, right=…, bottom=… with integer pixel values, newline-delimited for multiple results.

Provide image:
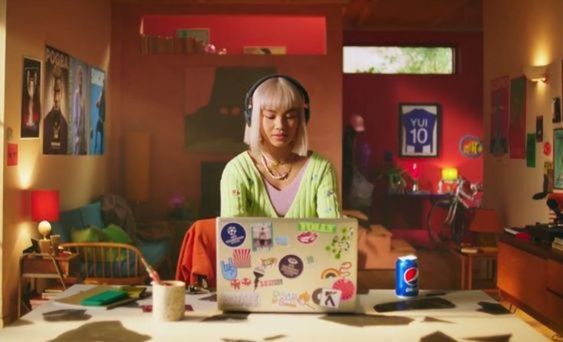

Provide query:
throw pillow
left=70, top=226, right=106, bottom=259
left=71, top=225, right=106, bottom=243
left=103, top=224, right=133, bottom=244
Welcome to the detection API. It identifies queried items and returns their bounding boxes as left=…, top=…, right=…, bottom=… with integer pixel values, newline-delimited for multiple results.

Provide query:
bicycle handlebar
left=453, top=177, right=483, bottom=209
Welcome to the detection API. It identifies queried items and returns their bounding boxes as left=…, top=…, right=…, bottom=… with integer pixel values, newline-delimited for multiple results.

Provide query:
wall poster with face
left=43, top=45, right=70, bottom=155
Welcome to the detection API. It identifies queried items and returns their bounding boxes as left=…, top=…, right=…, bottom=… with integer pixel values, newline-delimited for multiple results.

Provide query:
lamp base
left=38, top=239, right=51, bottom=254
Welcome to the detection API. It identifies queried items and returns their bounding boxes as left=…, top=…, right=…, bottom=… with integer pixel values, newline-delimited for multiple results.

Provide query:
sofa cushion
left=71, top=225, right=106, bottom=243
left=138, top=239, right=170, bottom=267
left=54, top=208, right=84, bottom=243
left=104, top=224, right=133, bottom=244
left=80, top=202, right=104, bottom=228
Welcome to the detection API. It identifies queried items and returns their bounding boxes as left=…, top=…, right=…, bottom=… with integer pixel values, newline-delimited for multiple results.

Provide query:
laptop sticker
left=253, top=266, right=266, bottom=289
left=297, top=231, right=318, bottom=244
left=278, top=255, right=304, bottom=278
left=320, top=288, right=342, bottom=308
left=232, top=249, right=251, bottom=268
left=298, top=221, right=336, bottom=233
left=258, top=278, right=283, bottom=288
left=321, top=268, right=340, bottom=279
left=272, top=290, right=310, bottom=308
left=221, top=222, right=246, bottom=247
left=325, top=227, right=354, bottom=259
left=220, top=258, right=238, bottom=280
left=274, top=236, right=289, bottom=246
left=261, top=257, right=278, bottom=268
left=222, top=292, right=260, bottom=309
left=321, top=262, right=352, bottom=279
left=306, top=256, right=315, bottom=264
left=251, top=222, right=274, bottom=251
left=332, top=278, right=355, bottom=301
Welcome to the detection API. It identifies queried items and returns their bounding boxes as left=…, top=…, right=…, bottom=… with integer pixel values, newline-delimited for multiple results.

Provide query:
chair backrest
left=60, top=242, right=148, bottom=285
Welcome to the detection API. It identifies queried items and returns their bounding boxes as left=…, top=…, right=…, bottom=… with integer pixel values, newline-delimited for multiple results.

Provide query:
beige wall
left=2, top=0, right=112, bottom=324
left=483, top=0, right=563, bottom=226
left=111, top=3, right=343, bottom=218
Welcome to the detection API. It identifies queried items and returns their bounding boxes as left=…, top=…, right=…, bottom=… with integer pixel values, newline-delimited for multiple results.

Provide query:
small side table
left=449, top=246, right=498, bottom=290
left=18, top=252, right=79, bottom=317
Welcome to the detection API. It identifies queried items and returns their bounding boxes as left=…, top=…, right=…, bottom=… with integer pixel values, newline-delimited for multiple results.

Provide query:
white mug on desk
left=152, top=280, right=185, bottom=321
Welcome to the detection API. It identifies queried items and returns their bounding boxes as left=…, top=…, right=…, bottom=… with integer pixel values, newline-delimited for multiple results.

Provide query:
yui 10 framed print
left=399, top=103, right=441, bottom=157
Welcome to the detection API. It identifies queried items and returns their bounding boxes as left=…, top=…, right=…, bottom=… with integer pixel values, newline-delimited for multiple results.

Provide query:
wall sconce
left=523, top=65, right=548, bottom=83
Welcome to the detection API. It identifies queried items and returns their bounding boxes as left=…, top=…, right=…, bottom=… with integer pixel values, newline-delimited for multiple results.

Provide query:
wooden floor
left=357, top=246, right=561, bottom=339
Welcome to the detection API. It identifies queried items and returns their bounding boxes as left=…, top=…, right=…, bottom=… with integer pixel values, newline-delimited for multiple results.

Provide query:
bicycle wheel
left=450, top=206, right=467, bottom=245
left=426, top=199, right=451, bottom=244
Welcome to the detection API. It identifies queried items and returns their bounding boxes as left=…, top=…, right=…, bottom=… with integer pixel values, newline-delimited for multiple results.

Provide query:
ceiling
left=343, top=0, right=483, bottom=31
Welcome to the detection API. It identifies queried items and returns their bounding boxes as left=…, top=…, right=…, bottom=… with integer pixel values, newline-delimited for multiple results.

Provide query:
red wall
left=142, top=15, right=326, bottom=55
left=343, top=31, right=483, bottom=224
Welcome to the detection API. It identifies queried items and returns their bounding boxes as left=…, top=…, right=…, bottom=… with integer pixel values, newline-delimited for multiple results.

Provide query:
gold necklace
left=261, top=153, right=292, bottom=180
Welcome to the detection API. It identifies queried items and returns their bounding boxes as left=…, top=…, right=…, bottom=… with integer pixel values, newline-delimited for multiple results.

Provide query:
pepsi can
left=395, top=255, right=419, bottom=297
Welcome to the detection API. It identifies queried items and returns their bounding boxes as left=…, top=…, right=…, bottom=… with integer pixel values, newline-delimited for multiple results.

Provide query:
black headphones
left=244, top=74, right=310, bottom=126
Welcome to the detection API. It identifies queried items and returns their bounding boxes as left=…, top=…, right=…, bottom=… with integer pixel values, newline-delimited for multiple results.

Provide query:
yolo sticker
left=221, top=222, right=246, bottom=247
left=278, top=255, right=304, bottom=278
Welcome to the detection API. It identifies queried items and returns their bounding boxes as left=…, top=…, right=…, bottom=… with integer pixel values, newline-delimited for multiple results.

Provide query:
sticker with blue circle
left=221, top=222, right=246, bottom=247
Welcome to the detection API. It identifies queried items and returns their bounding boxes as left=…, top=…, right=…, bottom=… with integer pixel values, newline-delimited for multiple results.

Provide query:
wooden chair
left=450, top=208, right=504, bottom=290
left=60, top=242, right=150, bottom=285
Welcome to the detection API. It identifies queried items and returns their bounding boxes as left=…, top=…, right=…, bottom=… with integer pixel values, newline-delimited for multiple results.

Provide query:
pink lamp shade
left=31, top=190, right=60, bottom=222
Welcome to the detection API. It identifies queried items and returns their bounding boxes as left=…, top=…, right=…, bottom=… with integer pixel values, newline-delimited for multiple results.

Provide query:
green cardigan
left=220, top=151, right=342, bottom=218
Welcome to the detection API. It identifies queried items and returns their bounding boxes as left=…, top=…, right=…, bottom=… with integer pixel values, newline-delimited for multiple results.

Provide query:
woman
left=220, top=75, right=341, bottom=218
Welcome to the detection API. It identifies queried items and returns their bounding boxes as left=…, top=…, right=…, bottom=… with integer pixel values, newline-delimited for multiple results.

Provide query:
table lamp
left=31, top=190, right=60, bottom=253
left=438, top=167, right=458, bottom=193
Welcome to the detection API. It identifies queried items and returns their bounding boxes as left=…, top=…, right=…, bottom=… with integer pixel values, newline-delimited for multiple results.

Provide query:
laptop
left=216, top=217, right=358, bottom=312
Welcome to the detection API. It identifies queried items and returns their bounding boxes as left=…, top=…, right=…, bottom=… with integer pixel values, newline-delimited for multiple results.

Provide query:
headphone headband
left=244, top=74, right=310, bottom=126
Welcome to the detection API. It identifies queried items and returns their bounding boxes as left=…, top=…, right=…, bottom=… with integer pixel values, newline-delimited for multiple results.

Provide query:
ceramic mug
left=152, top=280, right=185, bottom=321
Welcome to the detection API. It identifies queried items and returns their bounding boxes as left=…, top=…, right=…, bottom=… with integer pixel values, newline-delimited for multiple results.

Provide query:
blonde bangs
left=254, top=78, right=304, bottom=112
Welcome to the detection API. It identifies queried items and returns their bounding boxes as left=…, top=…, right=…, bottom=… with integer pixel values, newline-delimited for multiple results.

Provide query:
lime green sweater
left=220, top=151, right=341, bottom=218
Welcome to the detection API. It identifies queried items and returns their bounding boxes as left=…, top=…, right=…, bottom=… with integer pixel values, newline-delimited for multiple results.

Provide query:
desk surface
left=0, top=285, right=546, bottom=341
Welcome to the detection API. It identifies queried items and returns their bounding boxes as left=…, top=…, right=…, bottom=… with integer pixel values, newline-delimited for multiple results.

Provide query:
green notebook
left=80, top=290, right=128, bottom=306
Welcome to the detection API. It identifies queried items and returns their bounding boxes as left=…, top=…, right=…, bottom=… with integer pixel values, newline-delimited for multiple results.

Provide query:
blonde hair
left=243, top=76, right=309, bottom=156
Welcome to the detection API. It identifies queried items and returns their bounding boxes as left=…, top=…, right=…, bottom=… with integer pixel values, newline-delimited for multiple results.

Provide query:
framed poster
left=399, top=103, right=441, bottom=157
left=21, top=57, right=41, bottom=138
left=554, top=129, right=563, bottom=189
left=490, top=76, right=509, bottom=156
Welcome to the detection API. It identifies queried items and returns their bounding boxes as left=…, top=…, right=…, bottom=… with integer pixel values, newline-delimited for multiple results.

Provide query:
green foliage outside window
left=343, top=46, right=454, bottom=74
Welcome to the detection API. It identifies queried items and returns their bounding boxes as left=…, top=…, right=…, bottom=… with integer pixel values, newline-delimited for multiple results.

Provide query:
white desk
left=0, top=285, right=546, bottom=341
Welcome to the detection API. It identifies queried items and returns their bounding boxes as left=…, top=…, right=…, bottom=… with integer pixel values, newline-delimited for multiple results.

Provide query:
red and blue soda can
left=395, top=255, right=419, bottom=297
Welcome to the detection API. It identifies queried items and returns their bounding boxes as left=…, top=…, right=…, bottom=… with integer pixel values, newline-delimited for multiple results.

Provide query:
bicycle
left=426, top=177, right=483, bottom=245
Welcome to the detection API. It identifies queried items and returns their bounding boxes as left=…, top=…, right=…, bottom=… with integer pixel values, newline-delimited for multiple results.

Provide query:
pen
left=140, top=257, right=162, bottom=285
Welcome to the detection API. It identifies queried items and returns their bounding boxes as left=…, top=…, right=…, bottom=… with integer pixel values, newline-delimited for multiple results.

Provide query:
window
left=343, top=46, right=454, bottom=74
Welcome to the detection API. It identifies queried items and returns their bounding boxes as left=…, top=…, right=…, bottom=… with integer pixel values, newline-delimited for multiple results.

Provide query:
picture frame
left=554, top=129, right=563, bottom=189
left=399, top=103, right=441, bottom=157
left=21, top=56, right=42, bottom=139
left=175, top=28, right=209, bottom=44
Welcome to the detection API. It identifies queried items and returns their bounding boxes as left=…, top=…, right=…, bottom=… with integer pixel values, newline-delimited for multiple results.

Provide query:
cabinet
left=18, top=253, right=79, bottom=316
left=497, top=234, right=563, bottom=332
